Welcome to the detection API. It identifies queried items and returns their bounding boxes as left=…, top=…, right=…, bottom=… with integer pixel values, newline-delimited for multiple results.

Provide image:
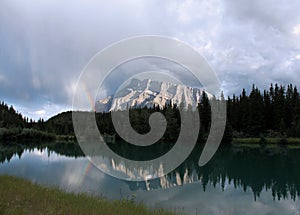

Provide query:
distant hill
left=45, top=111, right=74, bottom=135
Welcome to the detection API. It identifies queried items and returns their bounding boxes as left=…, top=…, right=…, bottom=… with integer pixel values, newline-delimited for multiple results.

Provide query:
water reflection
left=111, top=144, right=300, bottom=201
left=1, top=143, right=300, bottom=214
left=0, top=142, right=84, bottom=163
left=1, top=142, right=300, bottom=202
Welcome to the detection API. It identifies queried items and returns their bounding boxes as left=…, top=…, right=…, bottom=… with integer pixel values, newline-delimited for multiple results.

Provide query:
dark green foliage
left=96, top=102, right=182, bottom=144
left=222, top=124, right=233, bottom=144
left=248, top=85, right=265, bottom=135
left=95, top=91, right=220, bottom=145
left=277, top=137, right=288, bottom=146
left=259, top=135, right=268, bottom=146
left=279, top=118, right=286, bottom=136
left=0, top=128, right=56, bottom=142
left=0, top=82, right=299, bottom=144
left=0, top=102, right=70, bottom=142
left=264, top=90, right=273, bottom=130
left=44, top=111, right=74, bottom=135
left=227, top=83, right=300, bottom=138
left=0, top=102, right=25, bottom=128
left=199, top=91, right=211, bottom=133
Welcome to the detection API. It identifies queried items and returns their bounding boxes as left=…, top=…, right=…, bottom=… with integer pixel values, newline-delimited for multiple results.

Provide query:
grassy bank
left=0, top=175, right=173, bottom=215
left=232, top=137, right=300, bottom=148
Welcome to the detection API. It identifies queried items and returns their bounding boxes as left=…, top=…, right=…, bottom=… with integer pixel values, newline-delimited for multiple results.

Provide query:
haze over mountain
left=96, top=79, right=209, bottom=112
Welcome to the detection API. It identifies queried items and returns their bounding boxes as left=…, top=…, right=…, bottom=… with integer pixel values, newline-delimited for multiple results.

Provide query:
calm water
left=1, top=143, right=300, bottom=214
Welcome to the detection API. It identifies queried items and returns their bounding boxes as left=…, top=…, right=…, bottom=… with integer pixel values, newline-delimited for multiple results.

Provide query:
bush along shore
left=232, top=137, right=300, bottom=148
left=0, top=127, right=56, bottom=142
left=0, top=127, right=76, bottom=143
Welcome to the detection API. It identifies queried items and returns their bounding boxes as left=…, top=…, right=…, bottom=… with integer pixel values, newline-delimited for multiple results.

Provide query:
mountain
left=96, top=79, right=207, bottom=112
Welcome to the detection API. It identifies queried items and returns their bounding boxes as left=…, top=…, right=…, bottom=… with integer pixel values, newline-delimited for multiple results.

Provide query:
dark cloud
left=0, top=0, right=299, bottom=118
left=96, top=56, right=202, bottom=100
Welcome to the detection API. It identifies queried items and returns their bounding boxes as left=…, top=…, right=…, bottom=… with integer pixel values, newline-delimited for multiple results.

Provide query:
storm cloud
left=0, top=0, right=299, bottom=119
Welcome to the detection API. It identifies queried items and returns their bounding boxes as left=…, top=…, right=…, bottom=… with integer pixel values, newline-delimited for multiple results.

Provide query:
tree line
left=0, top=82, right=299, bottom=143
left=227, top=83, right=300, bottom=138
left=96, top=82, right=300, bottom=144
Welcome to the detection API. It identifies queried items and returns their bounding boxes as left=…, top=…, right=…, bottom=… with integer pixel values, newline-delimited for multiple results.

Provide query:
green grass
left=0, top=175, right=174, bottom=215
left=232, top=137, right=300, bottom=148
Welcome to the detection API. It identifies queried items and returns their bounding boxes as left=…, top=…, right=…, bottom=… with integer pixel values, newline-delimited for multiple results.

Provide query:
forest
left=0, top=83, right=299, bottom=144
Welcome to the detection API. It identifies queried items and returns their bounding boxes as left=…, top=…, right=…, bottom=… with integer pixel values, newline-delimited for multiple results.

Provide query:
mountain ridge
left=96, top=79, right=207, bottom=112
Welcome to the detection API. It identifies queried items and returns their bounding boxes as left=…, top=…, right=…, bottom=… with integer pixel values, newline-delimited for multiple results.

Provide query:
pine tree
left=238, top=88, right=250, bottom=133
left=264, top=90, right=273, bottom=130
left=279, top=118, right=286, bottom=136
left=285, top=84, right=294, bottom=129
left=273, top=84, right=286, bottom=131
left=248, top=85, right=265, bottom=136
left=199, top=91, right=211, bottom=133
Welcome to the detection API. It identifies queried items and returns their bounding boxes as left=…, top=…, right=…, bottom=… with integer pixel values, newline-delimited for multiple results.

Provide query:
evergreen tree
left=199, top=91, right=211, bottom=133
left=248, top=85, right=265, bottom=136
left=238, top=88, right=250, bottom=133
left=264, top=90, right=273, bottom=130
left=273, top=84, right=285, bottom=130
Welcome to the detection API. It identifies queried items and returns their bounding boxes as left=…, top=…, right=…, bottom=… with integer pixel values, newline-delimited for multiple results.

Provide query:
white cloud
left=169, top=0, right=222, bottom=25
left=0, top=0, right=300, bottom=116
left=15, top=103, right=69, bottom=120
left=33, top=109, right=45, bottom=116
left=292, top=24, right=300, bottom=36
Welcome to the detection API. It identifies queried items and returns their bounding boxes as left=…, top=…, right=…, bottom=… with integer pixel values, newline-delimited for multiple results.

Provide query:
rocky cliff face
left=96, top=79, right=207, bottom=112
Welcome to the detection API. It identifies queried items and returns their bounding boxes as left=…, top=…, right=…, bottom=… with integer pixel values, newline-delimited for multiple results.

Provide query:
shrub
left=277, top=137, right=288, bottom=146
left=259, top=135, right=268, bottom=146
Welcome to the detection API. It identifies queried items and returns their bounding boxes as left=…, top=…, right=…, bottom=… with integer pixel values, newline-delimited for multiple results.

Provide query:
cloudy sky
left=1, top=0, right=300, bottom=120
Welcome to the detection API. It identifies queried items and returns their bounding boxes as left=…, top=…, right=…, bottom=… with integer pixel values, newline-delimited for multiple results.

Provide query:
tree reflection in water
left=1, top=142, right=300, bottom=201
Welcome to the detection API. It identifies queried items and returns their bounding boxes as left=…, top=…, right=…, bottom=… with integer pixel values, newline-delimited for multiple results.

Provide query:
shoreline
left=0, top=175, right=173, bottom=215
left=232, top=137, right=300, bottom=148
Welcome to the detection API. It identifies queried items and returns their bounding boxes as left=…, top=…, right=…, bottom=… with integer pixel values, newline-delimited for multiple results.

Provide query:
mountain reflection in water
left=1, top=142, right=299, bottom=201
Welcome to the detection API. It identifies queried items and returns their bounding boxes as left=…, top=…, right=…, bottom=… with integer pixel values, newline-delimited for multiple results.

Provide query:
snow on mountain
left=96, top=79, right=208, bottom=112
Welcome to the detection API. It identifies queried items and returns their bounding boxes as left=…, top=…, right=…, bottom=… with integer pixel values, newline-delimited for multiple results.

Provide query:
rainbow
left=82, top=82, right=96, bottom=112
left=76, top=161, right=93, bottom=186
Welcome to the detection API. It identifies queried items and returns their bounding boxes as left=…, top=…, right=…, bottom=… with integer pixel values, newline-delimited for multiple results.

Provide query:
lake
left=1, top=143, right=300, bottom=214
